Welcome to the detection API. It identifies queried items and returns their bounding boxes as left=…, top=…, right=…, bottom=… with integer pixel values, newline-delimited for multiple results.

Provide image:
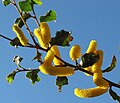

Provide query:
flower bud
left=69, top=44, right=81, bottom=61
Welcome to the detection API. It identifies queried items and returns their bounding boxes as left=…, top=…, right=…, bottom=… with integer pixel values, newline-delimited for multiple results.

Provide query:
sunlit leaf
left=26, top=69, right=40, bottom=85
left=102, top=55, right=116, bottom=73
left=81, top=52, right=99, bottom=68
left=2, top=0, right=11, bottom=6
left=33, top=0, right=42, bottom=5
left=56, top=76, right=68, bottom=92
left=40, top=10, right=56, bottom=22
left=109, top=87, right=120, bottom=102
left=6, top=71, right=16, bottom=84
left=50, top=30, right=73, bottom=47
left=15, top=13, right=31, bottom=28
left=19, top=0, right=33, bottom=12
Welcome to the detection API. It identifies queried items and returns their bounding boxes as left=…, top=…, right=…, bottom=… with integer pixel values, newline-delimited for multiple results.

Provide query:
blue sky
left=0, top=0, right=120, bottom=103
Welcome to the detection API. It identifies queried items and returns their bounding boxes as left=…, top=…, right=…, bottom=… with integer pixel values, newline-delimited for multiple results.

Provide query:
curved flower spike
left=51, top=45, right=64, bottom=65
left=86, top=40, right=97, bottom=53
left=39, top=50, right=74, bottom=76
left=83, top=40, right=97, bottom=76
left=74, top=49, right=109, bottom=98
left=69, top=44, right=81, bottom=61
left=12, top=24, right=28, bottom=46
left=74, top=87, right=108, bottom=98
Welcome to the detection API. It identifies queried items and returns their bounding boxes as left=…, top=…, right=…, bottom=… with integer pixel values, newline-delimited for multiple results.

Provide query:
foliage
left=1, top=0, right=120, bottom=103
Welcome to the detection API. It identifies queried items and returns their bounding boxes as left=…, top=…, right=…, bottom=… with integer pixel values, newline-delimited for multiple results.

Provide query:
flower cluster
left=74, top=40, right=109, bottom=98
left=12, top=24, right=29, bottom=46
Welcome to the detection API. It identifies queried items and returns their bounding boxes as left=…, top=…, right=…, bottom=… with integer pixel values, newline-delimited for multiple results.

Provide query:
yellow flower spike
left=74, top=87, right=108, bottom=98
left=39, top=50, right=74, bottom=76
left=40, top=22, right=51, bottom=46
left=43, top=50, right=55, bottom=66
left=83, top=40, right=97, bottom=75
left=94, top=50, right=103, bottom=67
left=34, top=22, right=51, bottom=49
left=39, top=64, right=74, bottom=76
left=12, top=24, right=28, bottom=46
left=51, top=45, right=63, bottom=65
left=34, top=28, right=47, bottom=49
left=69, top=44, right=81, bottom=61
left=86, top=40, right=97, bottom=53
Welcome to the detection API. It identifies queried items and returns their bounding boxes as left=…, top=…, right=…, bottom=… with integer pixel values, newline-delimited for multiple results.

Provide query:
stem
left=11, top=1, right=38, bottom=48
left=0, top=34, right=13, bottom=41
left=32, top=6, right=40, bottom=27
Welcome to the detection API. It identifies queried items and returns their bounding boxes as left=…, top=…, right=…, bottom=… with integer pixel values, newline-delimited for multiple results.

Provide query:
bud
left=69, top=44, right=81, bottom=61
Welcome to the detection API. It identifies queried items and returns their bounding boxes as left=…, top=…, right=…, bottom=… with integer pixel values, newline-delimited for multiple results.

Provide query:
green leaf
left=19, top=0, right=33, bottom=12
left=6, top=71, right=16, bottom=84
left=26, top=69, right=40, bottom=85
left=102, top=55, right=117, bottom=73
left=10, top=37, right=22, bottom=47
left=40, top=10, right=56, bottom=22
left=50, top=30, right=73, bottom=47
left=2, top=0, right=11, bottom=6
left=15, top=13, right=31, bottom=28
left=33, top=0, right=42, bottom=5
left=109, top=87, right=120, bottom=102
left=56, top=76, right=68, bottom=92
left=81, top=52, right=99, bottom=68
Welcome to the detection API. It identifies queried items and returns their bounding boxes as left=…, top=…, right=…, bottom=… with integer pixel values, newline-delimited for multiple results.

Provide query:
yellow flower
left=12, top=24, right=28, bottom=46
left=34, top=22, right=51, bottom=49
left=39, top=50, right=74, bottom=76
left=51, top=45, right=63, bottom=65
left=69, top=44, right=81, bottom=61
left=39, top=64, right=74, bottom=76
left=93, top=50, right=103, bottom=67
left=74, top=49, right=109, bottom=98
left=86, top=40, right=97, bottom=53
left=74, top=87, right=108, bottom=98
left=83, top=40, right=97, bottom=76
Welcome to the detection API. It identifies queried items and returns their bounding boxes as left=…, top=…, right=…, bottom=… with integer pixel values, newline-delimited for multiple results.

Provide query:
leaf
left=56, top=76, right=68, bottom=92
left=15, top=13, right=31, bottom=28
left=109, top=87, right=120, bottom=102
left=40, top=10, right=56, bottom=22
left=10, top=37, right=22, bottom=47
left=50, top=30, right=73, bottom=47
left=33, top=0, right=42, bottom=5
left=26, top=69, right=40, bottom=85
left=32, top=51, right=42, bottom=63
left=2, top=0, right=11, bottom=6
left=13, top=55, right=23, bottom=65
left=81, top=52, right=99, bottom=68
left=6, top=71, right=16, bottom=84
left=102, top=55, right=117, bottom=73
left=19, top=0, right=33, bottom=12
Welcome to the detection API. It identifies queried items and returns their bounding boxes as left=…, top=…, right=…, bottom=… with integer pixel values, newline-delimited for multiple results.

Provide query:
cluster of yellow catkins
left=12, top=22, right=109, bottom=98
left=72, top=40, right=109, bottom=98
